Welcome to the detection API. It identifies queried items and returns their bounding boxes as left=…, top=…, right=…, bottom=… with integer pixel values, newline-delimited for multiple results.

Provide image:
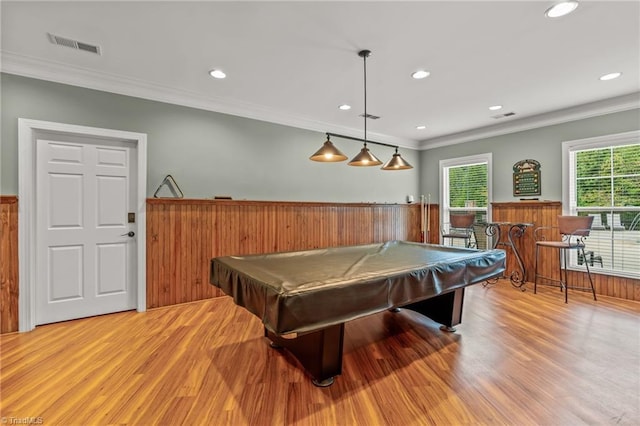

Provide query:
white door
left=35, top=134, right=137, bottom=325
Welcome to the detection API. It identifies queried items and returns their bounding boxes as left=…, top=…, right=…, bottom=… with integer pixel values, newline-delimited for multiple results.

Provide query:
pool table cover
left=210, top=241, right=506, bottom=335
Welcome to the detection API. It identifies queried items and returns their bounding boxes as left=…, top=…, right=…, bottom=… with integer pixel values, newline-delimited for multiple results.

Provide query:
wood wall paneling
left=1, top=196, right=19, bottom=333
left=0, top=197, right=440, bottom=331
left=145, top=199, right=436, bottom=309
left=491, top=201, right=561, bottom=284
left=4, top=196, right=637, bottom=334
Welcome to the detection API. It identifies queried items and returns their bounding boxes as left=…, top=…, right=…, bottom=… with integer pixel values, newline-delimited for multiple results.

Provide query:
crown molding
left=3, top=51, right=637, bottom=152
left=419, top=92, right=640, bottom=150
left=0, top=51, right=420, bottom=149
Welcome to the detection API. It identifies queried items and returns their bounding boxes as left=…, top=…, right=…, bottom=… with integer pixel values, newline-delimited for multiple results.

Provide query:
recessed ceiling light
left=209, top=69, right=226, bottom=79
left=411, top=70, right=430, bottom=79
left=599, top=72, right=622, bottom=81
left=338, top=104, right=352, bottom=110
left=489, top=105, right=503, bottom=111
left=416, top=125, right=427, bottom=130
left=545, top=1, right=579, bottom=18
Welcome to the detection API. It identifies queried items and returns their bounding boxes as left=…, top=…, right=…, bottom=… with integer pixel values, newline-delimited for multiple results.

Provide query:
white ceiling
left=2, top=1, right=639, bottom=150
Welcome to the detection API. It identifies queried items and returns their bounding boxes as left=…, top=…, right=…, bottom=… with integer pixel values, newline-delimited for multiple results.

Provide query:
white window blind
left=564, top=131, right=640, bottom=277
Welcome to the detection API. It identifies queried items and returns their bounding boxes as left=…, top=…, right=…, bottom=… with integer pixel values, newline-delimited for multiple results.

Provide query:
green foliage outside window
left=448, top=164, right=488, bottom=208
left=576, top=144, right=640, bottom=208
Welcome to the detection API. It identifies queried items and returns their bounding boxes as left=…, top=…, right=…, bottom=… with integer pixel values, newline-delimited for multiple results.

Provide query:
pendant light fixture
left=381, top=148, right=413, bottom=170
left=309, top=134, right=348, bottom=162
left=309, top=48, right=413, bottom=171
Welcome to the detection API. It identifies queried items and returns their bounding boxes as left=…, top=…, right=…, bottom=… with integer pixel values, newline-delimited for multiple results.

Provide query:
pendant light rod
left=325, top=132, right=399, bottom=150
left=360, top=49, right=370, bottom=144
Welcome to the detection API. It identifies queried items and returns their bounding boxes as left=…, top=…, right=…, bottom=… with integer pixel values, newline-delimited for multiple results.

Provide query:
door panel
left=97, top=176, right=127, bottom=226
left=97, top=243, right=128, bottom=295
left=48, top=142, right=83, bottom=163
left=36, top=136, right=136, bottom=325
left=49, top=245, right=83, bottom=301
left=49, top=173, right=84, bottom=227
left=96, top=147, right=127, bottom=166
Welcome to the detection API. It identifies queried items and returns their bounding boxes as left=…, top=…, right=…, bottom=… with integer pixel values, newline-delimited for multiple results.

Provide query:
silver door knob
left=121, top=231, right=135, bottom=237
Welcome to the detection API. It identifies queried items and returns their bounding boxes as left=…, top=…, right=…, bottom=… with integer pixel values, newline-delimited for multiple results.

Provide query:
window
left=440, top=153, right=492, bottom=249
left=563, top=130, right=640, bottom=277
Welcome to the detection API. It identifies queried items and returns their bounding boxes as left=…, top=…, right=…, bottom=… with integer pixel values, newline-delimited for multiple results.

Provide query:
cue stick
left=426, top=194, right=431, bottom=243
left=420, top=195, right=425, bottom=243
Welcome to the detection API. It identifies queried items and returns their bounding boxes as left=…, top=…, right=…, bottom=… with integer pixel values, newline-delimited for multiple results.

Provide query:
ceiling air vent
left=491, top=112, right=516, bottom=119
left=360, top=113, right=381, bottom=120
left=47, top=33, right=101, bottom=55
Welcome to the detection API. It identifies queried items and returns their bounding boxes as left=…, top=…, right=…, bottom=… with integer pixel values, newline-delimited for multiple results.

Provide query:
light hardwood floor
left=1, top=280, right=639, bottom=425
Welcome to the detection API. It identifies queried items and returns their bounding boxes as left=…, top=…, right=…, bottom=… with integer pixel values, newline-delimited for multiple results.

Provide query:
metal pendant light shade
left=309, top=136, right=348, bottom=162
left=348, top=144, right=383, bottom=166
left=381, top=148, right=413, bottom=170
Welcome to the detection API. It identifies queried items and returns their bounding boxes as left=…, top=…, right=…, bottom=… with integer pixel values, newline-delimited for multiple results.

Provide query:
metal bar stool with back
left=442, top=213, right=476, bottom=248
left=533, top=215, right=597, bottom=303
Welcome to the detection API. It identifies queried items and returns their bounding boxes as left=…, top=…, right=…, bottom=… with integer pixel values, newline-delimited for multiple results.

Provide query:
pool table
left=210, top=240, right=505, bottom=386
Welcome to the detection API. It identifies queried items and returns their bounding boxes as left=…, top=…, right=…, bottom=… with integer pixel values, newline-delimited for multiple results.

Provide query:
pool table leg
left=265, top=323, right=344, bottom=387
left=399, top=288, right=465, bottom=332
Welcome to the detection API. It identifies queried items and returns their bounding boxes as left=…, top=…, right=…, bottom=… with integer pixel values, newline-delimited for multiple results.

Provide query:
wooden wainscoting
left=146, top=199, right=440, bottom=309
left=492, top=201, right=640, bottom=300
left=3, top=195, right=639, bottom=334
left=0, top=197, right=439, bottom=334
left=1, top=196, right=19, bottom=334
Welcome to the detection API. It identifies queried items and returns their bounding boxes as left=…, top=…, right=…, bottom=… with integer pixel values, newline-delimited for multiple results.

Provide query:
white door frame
left=18, top=118, right=147, bottom=332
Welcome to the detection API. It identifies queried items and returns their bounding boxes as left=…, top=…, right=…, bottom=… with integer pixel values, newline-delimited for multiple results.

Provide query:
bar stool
left=534, top=215, right=597, bottom=303
left=442, top=213, right=476, bottom=248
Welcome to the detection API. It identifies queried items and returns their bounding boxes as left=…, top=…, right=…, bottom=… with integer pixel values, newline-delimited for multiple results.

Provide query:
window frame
left=562, top=130, right=640, bottom=279
left=439, top=153, right=493, bottom=247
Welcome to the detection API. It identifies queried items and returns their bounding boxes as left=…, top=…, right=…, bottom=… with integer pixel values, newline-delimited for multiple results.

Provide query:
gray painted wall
left=420, top=109, right=640, bottom=203
left=1, top=73, right=419, bottom=203
left=3, top=73, right=637, bottom=204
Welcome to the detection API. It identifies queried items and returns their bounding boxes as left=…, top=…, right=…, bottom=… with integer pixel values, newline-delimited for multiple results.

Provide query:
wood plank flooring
left=1, top=280, right=639, bottom=425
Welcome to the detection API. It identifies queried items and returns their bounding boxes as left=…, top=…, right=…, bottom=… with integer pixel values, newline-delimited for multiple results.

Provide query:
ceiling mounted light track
left=309, top=49, right=413, bottom=171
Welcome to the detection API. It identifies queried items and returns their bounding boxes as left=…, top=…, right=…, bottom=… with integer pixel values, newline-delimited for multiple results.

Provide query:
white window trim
left=439, top=153, right=493, bottom=244
left=562, top=130, right=640, bottom=279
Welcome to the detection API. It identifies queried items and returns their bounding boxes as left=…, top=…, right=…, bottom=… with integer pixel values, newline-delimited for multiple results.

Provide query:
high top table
left=482, top=222, right=533, bottom=289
